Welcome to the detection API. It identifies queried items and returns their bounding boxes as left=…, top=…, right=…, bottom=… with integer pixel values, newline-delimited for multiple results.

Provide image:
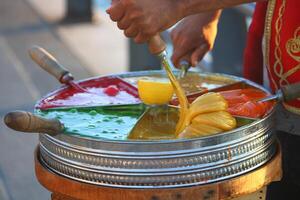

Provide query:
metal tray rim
left=35, top=70, right=274, bottom=144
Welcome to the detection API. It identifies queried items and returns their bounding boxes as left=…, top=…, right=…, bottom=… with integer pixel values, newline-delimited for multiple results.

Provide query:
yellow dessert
left=138, top=78, right=174, bottom=105
left=161, top=62, right=236, bottom=138
left=178, top=92, right=237, bottom=139
left=137, top=64, right=236, bottom=139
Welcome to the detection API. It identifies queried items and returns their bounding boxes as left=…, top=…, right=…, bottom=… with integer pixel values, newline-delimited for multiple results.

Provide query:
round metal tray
left=37, top=70, right=277, bottom=188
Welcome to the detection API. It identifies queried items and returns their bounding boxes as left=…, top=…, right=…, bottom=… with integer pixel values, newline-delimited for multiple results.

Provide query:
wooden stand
left=35, top=146, right=282, bottom=200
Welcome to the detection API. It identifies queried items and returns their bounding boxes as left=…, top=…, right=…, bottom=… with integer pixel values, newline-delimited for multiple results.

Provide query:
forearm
left=179, top=0, right=263, bottom=16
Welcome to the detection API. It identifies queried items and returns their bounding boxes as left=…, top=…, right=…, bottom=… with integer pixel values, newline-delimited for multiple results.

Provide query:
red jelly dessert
left=104, top=86, right=120, bottom=96
left=220, top=89, right=274, bottom=118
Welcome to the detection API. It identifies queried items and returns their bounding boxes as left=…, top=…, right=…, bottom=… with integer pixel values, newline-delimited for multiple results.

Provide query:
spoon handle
left=4, top=111, right=64, bottom=136
left=148, top=34, right=166, bottom=55
left=28, top=46, right=74, bottom=84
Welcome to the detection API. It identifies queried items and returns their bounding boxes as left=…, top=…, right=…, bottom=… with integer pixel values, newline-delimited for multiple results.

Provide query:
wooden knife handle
left=281, top=82, right=300, bottom=102
left=4, top=111, right=64, bottom=136
left=28, top=46, right=73, bottom=84
left=148, top=34, right=166, bottom=55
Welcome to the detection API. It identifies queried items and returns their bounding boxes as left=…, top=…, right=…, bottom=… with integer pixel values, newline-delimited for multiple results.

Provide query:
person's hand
left=106, top=0, right=185, bottom=43
left=171, top=11, right=221, bottom=68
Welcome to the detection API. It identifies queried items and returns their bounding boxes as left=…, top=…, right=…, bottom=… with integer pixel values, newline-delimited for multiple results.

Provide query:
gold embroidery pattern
left=283, top=27, right=300, bottom=114
left=264, top=0, right=278, bottom=91
left=286, top=27, right=300, bottom=63
left=273, top=0, right=287, bottom=87
left=265, top=0, right=300, bottom=114
left=273, top=2, right=300, bottom=87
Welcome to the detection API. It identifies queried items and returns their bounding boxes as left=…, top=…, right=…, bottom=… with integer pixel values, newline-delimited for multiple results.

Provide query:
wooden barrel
left=35, top=144, right=282, bottom=200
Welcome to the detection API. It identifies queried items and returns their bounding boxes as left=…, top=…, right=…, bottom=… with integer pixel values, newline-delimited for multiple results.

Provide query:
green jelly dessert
left=35, top=106, right=144, bottom=140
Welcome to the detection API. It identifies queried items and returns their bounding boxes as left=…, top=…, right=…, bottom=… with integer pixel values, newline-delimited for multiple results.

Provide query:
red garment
left=244, top=0, right=300, bottom=113
left=243, top=2, right=268, bottom=84
left=267, top=0, right=300, bottom=112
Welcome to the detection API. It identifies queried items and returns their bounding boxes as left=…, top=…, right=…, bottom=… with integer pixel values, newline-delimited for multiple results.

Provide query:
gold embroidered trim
left=285, top=26, right=300, bottom=113
left=272, top=2, right=300, bottom=87
left=264, top=0, right=300, bottom=114
left=285, top=27, right=300, bottom=84
left=273, top=0, right=287, bottom=87
left=286, top=27, right=300, bottom=62
left=264, top=0, right=278, bottom=90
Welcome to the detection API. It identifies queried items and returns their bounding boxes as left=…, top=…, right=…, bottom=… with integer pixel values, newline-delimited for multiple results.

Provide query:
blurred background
left=0, top=0, right=254, bottom=199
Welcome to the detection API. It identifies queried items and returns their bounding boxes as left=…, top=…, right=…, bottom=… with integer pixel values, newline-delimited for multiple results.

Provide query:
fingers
left=171, top=50, right=186, bottom=67
left=135, top=18, right=159, bottom=43
left=117, top=10, right=141, bottom=30
left=106, top=2, right=125, bottom=22
left=117, top=13, right=131, bottom=29
left=172, top=43, right=209, bottom=68
left=171, top=41, right=193, bottom=67
left=172, top=50, right=192, bottom=68
left=107, top=4, right=154, bottom=42
left=178, top=55, right=191, bottom=69
left=134, top=32, right=151, bottom=43
left=124, top=24, right=138, bottom=38
left=107, top=0, right=168, bottom=43
left=191, top=44, right=208, bottom=66
left=171, top=29, right=194, bottom=66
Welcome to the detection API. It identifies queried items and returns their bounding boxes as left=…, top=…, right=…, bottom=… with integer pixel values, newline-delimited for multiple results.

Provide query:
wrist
left=178, top=0, right=209, bottom=17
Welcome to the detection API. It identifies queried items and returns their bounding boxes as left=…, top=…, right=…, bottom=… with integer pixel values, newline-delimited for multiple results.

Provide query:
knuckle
left=119, top=22, right=129, bottom=30
left=141, top=25, right=156, bottom=36
left=109, top=15, right=118, bottom=22
left=143, top=28, right=155, bottom=36
left=124, top=29, right=135, bottom=37
left=124, top=32, right=131, bottom=37
left=134, top=35, right=146, bottom=43
left=117, top=22, right=125, bottom=29
left=128, top=11, right=141, bottom=20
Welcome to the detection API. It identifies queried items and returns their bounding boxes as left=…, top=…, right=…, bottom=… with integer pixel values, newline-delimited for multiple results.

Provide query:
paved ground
left=28, top=0, right=129, bottom=75
left=0, top=0, right=126, bottom=199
